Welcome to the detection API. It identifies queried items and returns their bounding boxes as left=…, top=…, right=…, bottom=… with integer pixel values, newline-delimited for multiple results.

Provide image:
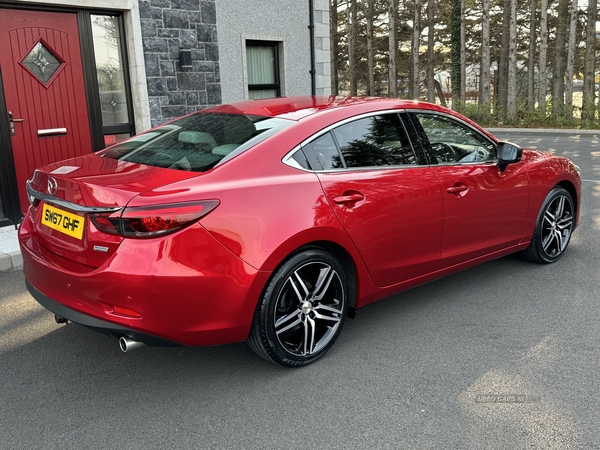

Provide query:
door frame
left=0, top=4, right=139, bottom=223
left=0, top=68, right=21, bottom=227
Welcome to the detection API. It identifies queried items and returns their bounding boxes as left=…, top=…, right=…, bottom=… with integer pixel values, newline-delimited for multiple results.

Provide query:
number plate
left=41, top=203, right=85, bottom=240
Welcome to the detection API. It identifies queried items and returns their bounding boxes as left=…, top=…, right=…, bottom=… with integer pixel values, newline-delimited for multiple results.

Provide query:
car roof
left=202, top=96, right=448, bottom=121
left=200, top=96, right=497, bottom=143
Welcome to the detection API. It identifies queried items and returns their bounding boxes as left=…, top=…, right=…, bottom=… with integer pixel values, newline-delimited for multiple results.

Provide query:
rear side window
left=301, top=114, right=416, bottom=171
left=102, top=113, right=292, bottom=172
left=332, top=115, right=415, bottom=168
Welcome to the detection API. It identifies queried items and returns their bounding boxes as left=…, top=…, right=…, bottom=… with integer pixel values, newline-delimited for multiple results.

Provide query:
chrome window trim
left=26, top=182, right=123, bottom=214
left=282, top=109, right=426, bottom=173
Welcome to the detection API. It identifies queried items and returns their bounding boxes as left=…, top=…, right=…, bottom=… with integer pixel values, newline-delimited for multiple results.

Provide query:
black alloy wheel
left=248, top=248, right=349, bottom=367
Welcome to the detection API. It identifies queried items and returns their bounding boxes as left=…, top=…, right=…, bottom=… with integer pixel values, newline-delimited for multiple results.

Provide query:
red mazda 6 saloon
left=19, top=96, right=581, bottom=366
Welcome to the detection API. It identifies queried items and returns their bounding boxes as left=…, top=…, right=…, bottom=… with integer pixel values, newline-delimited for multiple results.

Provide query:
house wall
left=8, top=0, right=332, bottom=126
left=215, top=0, right=331, bottom=104
left=140, top=0, right=221, bottom=127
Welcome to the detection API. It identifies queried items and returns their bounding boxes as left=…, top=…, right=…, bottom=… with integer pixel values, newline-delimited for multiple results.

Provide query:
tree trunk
left=497, top=0, right=511, bottom=119
left=506, top=0, right=517, bottom=122
left=410, top=0, right=421, bottom=99
left=365, top=0, right=375, bottom=96
left=526, top=0, right=536, bottom=111
left=450, top=0, right=461, bottom=110
left=480, top=0, right=491, bottom=119
left=330, top=0, right=339, bottom=96
left=389, top=0, right=398, bottom=97
left=348, top=0, right=357, bottom=96
left=538, top=0, right=548, bottom=115
left=564, top=0, right=578, bottom=118
left=552, top=0, right=569, bottom=117
left=582, top=0, right=597, bottom=122
left=426, top=0, right=435, bottom=102
left=460, top=0, right=466, bottom=103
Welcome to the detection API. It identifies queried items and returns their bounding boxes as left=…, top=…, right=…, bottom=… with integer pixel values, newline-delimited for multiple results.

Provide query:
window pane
left=414, top=113, right=496, bottom=163
left=249, top=89, right=277, bottom=100
left=102, top=114, right=293, bottom=172
left=332, top=115, right=416, bottom=168
left=92, top=15, right=130, bottom=126
left=104, top=133, right=131, bottom=147
left=246, top=46, right=276, bottom=84
left=304, top=132, right=343, bottom=170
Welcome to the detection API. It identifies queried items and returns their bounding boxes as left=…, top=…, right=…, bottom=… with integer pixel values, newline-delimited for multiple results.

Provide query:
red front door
left=0, top=9, right=92, bottom=214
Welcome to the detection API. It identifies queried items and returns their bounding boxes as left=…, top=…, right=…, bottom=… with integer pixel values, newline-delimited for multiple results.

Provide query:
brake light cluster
left=91, top=200, right=219, bottom=238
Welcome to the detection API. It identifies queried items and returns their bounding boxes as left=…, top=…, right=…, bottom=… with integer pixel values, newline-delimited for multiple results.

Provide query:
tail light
left=91, top=200, right=219, bottom=238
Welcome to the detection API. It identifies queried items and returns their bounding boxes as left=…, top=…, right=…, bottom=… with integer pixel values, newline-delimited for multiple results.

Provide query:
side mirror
left=497, top=142, right=522, bottom=172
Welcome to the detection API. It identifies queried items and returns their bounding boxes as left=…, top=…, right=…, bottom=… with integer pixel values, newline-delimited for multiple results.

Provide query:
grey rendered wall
left=216, top=0, right=329, bottom=103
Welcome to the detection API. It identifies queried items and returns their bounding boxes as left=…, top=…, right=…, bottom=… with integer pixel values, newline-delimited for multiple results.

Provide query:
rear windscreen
left=102, top=113, right=293, bottom=172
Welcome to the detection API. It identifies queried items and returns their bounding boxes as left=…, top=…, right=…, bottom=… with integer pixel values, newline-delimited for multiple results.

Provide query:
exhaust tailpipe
left=119, top=336, right=145, bottom=352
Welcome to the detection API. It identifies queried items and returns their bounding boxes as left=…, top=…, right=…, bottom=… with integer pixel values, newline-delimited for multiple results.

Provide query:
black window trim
left=246, top=40, right=281, bottom=98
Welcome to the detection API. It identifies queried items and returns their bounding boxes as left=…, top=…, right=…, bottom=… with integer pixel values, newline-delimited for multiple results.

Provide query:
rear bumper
left=20, top=217, right=271, bottom=347
left=27, top=280, right=180, bottom=347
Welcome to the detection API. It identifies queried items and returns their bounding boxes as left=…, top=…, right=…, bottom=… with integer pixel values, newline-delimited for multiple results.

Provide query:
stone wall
left=313, top=0, right=331, bottom=96
left=139, top=0, right=221, bottom=127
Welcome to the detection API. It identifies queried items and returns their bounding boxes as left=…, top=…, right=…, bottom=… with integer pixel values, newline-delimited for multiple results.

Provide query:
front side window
left=246, top=41, right=281, bottom=100
left=102, top=113, right=292, bottom=172
left=413, top=113, right=496, bottom=164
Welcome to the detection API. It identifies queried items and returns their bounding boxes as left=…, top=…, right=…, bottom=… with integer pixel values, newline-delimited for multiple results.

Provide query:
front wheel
left=520, top=186, right=575, bottom=264
left=247, top=248, right=349, bottom=367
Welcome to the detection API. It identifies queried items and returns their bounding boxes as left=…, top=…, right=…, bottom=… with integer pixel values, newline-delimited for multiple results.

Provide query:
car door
left=301, top=112, right=445, bottom=288
left=407, top=111, right=529, bottom=266
left=0, top=9, right=93, bottom=215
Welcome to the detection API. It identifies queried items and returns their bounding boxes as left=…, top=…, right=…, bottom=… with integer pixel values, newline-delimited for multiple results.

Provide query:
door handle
left=332, top=192, right=365, bottom=205
left=446, top=183, right=469, bottom=197
left=38, top=128, right=67, bottom=137
left=8, top=111, right=25, bottom=136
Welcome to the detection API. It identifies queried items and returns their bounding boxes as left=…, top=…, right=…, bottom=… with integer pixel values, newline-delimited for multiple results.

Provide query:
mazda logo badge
left=47, top=177, right=58, bottom=196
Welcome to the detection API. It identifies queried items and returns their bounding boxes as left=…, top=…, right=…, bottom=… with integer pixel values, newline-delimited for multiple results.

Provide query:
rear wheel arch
left=266, top=241, right=358, bottom=310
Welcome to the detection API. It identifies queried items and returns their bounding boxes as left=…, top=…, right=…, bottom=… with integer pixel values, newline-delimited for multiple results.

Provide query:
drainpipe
left=308, top=0, right=317, bottom=96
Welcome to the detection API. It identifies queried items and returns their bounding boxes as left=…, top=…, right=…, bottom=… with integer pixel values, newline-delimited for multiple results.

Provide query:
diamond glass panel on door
left=21, top=40, right=64, bottom=85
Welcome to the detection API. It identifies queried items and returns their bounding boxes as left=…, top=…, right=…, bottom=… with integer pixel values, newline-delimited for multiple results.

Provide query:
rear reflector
left=110, top=305, right=142, bottom=319
left=91, top=200, right=219, bottom=238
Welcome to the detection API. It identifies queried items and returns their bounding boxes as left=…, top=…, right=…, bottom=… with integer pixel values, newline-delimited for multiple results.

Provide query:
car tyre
left=520, top=186, right=575, bottom=264
left=247, top=248, right=349, bottom=367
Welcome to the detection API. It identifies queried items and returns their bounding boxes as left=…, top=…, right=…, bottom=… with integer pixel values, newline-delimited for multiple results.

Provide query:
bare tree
left=480, top=0, right=491, bottom=117
left=330, top=0, right=339, bottom=95
left=460, top=0, right=466, bottom=103
left=426, top=0, right=435, bottom=102
left=526, top=0, right=536, bottom=111
left=538, top=0, right=548, bottom=115
left=389, top=0, right=398, bottom=97
left=365, top=0, right=375, bottom=96
left=497, top=0, right=511, bottom=118
left=348, top=0, right=358, bottom=96
left=506, top=0, right=518, bottom=121
left=582, top=0, right=597, bottom=121
left=410, top=0, right=421, bottom=99
left=552, top=0, right=569, bottom=117
left=450, top=0, right=461, bottom=109
left=565, top=0, right=578, bottom=117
